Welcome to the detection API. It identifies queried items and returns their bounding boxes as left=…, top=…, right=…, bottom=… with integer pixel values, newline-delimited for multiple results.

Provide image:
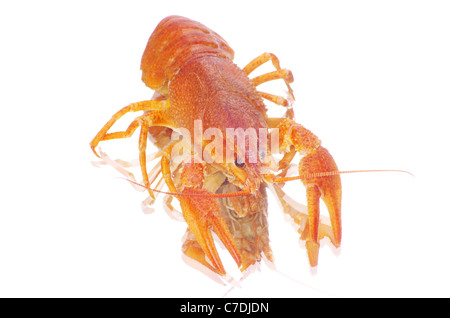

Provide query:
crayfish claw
left=182, top=234, right=224, bottom=275
left=279, top=121, right=342, bottom=266
left=198, top=224, right=227, bottom=275
left=300, top=147, right=342, bottom=266
left=211, top=218, right=242, bottom=268
left=178, top=188, right=241, bottom=275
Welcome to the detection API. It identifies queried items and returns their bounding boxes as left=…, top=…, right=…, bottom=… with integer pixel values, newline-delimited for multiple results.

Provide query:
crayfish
left=90, top=16, right=342, bottom=276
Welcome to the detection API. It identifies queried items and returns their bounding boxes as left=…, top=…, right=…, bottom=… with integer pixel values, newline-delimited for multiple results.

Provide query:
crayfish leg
left=243, top=52, right=293, bottom=96
left=90, top=100, right=170, bottom=157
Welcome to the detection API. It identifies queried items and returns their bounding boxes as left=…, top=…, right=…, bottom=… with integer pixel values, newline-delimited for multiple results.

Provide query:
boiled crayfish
left=90, top=16, right=342, bottom=276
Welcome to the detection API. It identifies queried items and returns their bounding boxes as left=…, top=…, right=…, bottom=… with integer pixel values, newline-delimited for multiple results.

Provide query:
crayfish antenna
left=270, top=169, right=414, bottom=183
left=120, top=177, right=252, bottom=198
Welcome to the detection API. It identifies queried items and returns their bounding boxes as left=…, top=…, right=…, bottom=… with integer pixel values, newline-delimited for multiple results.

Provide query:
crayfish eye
left=235, top=158, right=245, bottom=168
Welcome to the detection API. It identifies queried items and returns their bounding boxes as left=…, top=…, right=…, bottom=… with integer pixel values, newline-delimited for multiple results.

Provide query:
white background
left=1, top=0, right=449, bottom=297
